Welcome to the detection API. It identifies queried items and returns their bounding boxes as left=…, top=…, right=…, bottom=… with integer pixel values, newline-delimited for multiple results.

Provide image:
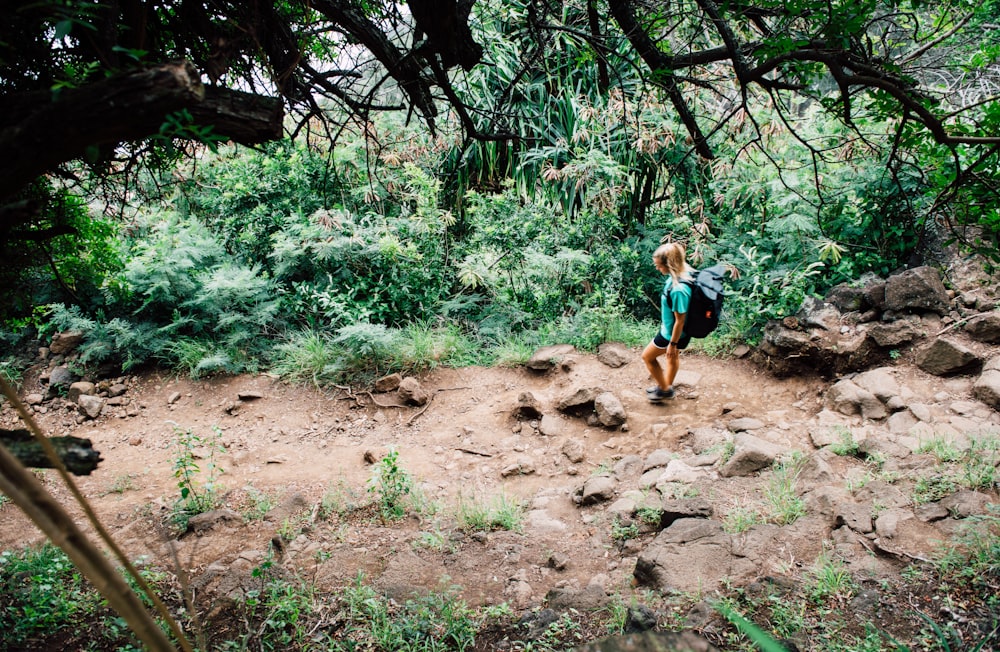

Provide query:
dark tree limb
left=0, top=61, right=284, bottom=201
left=0, top=429, right=103, bottom=476
left=608, top=0, right=716, bottom=159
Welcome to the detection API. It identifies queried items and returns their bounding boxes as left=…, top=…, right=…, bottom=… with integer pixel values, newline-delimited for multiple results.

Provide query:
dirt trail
left=1, top=350, right=827, bottom=607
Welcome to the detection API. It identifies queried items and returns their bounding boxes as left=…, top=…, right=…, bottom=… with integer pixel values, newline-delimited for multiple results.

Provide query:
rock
left=656, top=459, right=705, bottom=484
left=374, top=373, right=402, bottom=392
left=972, top=356, right=1000, bottom=410
left=167, top=391, right=182, bottom=405
left=658, top=498, right=713, bottom=529
left=108, top=383, right=127, bottom=397
left=513, top=391, right=543, bottom=420
left=237, top=391, right=264, bottom=401
left=852, top=367, right=900, bottom=402
left=545, top=583, right=609, bottom=611
left=594, top=392, right=627, bottom=427
left=825, top=284, right=870, bottom=313
left=67, top=381, right=95, bottom=403
left=964, top=312, right=1000, bottom=343
left=557, top=386, right=603, bottom=414
left=562, top=438, right=585, bottom=463
left=398, top=377, right=429, bottom=406
left=49, top=330, right=85, bottom=355
left=727, top=417, right=765, bottom=432
left=940, top=490, right=993, bottom=518
left=526, top=344, right=576, bottom=371
left=501, top=460, right=536, bottom=477
left=597, top=342, right=632, bottom=368
left=25, top=393, right=44, bottom=405
left=884, top=266, right=950, bottom=315
left=578, top=475, right=617, bottom=505
left=538, top=413, right=563, bottom=436
left=867, top=320, right=923, bottom=348
left=575, top=631, right=720, bottom=652
left=634, top=519, right=735, bottom=594
left=187, top=508, right=244, bottom=534
left=798, top=297, right=843, bottom=331
left=718, top=433, right=786, bottom=477
left=77, top=394, right=104, bottom=419
left=915, top=338, right=981, bottom=376
left=48, top=365, right=78, bottom=389
left=547, top=551, right=570, bottom=570
left=826, top=379, right=886, bottom=420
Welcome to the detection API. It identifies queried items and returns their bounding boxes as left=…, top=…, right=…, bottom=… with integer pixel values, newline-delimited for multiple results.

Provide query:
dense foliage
left=1, top=0, right=998, bottom=379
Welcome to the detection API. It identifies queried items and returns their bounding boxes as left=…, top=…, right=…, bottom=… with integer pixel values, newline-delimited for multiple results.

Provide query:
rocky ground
left=2, top=315, right=999, bottom=650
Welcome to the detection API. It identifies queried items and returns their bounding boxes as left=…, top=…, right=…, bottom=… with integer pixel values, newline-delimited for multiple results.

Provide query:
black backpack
left=663, top=264, right=726, bottom=338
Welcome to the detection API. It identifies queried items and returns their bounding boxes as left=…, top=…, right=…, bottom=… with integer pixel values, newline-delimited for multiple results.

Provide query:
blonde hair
left=653, top=242, right=694, bottom=282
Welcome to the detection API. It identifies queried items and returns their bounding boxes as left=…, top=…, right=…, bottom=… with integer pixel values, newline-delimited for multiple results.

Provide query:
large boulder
left=915, top=338, right=981, bottom=376
left=972, top=356, right=1000, bottom=410
left=634, top=519, right=738, bottom=594
left=964, top=312, right=1000, bottom=343
left=884, top=266, right=950, bottom=315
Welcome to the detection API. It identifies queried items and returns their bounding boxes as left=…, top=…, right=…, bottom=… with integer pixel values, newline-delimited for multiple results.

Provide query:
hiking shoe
left=647, top=387, right=675, bottom=401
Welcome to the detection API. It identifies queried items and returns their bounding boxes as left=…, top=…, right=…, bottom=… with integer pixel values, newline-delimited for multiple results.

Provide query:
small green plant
left=611, top=517, right=640, bottom=543
left=317, top=481, right=361, bottom=520
left=456, top=492, right=525, bottom=532
left=636, top=505, right=664, bottom=527
left=723, top=503, right=764, bottom=533
left=368, top=449, right=414, bottom=521
left=170, top=423, right=226, bottom=529
left=102, top=472, right=138, bottom=496
left=241, top=485, right=277, bottom=522
left=808, top=551, right=857, bottom=603
left=829, top=426, right=860, bottom=456
left=412, top=529, right=454, bottom=553
left=766, top=457, right=806, bottom=525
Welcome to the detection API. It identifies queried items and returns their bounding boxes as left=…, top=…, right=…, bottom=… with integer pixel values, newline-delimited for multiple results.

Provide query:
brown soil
left=0, top=348, right=995, bottom=649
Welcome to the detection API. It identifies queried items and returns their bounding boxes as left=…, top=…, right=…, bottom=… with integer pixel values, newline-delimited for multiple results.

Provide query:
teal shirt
left=660, top=277, right=692, bottom=339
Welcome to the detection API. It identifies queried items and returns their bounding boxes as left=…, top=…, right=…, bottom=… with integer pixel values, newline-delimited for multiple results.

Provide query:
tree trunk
left=0, top=429, right=103, bottom=476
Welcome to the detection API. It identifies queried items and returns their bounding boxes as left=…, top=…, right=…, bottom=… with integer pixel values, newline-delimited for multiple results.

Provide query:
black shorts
left=652, top=331, right=691, bottom=350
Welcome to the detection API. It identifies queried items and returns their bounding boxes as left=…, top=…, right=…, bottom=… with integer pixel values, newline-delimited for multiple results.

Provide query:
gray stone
left=884, top=266, right=950, bottom=315
left=579, top=475, right=617, bottom=505
left=972, top=367, right=1000, bottom=410
left=67, top=381, right=95, bottom=403
left=940, top=490, right=994, bottom=518
left=597, top=342, right=632, bottom=368
left=594, top=391, right=628, bottom=427
left=538, top=413, right=563, bottom=436
left=562, top=438, right=585, bottom=463
left=77, top=394, right=104, bottom=419
left=915, top=338, right=981, bottom=376
left=634, top=519, right=735, bottom=594
left=643, top=449, right=674, bottom=472
left=853, top=367, right=900, bottom=402
left=526, top=344, right=576, bottom=371
left=718, top=433, right=786, bottom=477
left=964, top=312, right=1000, bottom=343
left=48, top=365, right=77, bottom=388
left=556, top=386, right=603, bottom=413
left=868, top=320, right=922, bottom=347
left=727, top=417, right=765, bottom=432
left=827, top=379, right=883, bottom=417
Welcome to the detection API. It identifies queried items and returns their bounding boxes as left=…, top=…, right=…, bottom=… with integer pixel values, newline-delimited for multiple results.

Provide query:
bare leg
left=641, top=342, right=669, bottom=390
left=663, top=346, right=680, bottom=388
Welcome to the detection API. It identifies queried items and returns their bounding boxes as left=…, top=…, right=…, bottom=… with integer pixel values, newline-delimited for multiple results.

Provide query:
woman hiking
left=642, top=242, right=694, bottom=402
